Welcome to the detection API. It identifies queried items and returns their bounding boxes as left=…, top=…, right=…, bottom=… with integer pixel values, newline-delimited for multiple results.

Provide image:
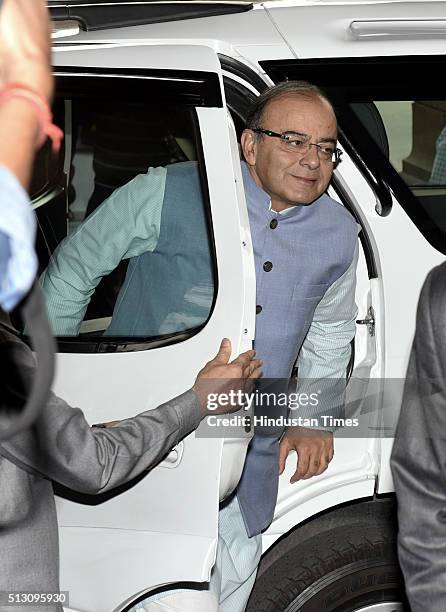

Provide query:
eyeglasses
left=252, top=128, right=343, bottom=166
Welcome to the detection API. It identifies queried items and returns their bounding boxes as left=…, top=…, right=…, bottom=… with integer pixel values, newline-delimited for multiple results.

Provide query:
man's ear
left=241, top=129, right=257, bottom=165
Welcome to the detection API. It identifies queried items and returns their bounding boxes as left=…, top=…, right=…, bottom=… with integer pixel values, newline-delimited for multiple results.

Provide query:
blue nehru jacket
left=236, top=163, right=358, bottom=536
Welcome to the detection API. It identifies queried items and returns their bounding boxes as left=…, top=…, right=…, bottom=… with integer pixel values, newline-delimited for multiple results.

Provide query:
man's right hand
left=193, top=338, right=262, bottom=417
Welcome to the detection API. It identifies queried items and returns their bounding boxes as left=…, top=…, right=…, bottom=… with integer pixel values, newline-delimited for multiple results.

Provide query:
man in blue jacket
left=42, top=81, right=359, bottom=611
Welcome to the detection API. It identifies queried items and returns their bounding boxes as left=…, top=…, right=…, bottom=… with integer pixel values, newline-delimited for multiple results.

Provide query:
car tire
left=246, top=502, right=409, bottom=612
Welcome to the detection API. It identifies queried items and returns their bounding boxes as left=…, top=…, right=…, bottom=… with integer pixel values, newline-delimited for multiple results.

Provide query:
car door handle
left=356, top=306, right=375, bottom=337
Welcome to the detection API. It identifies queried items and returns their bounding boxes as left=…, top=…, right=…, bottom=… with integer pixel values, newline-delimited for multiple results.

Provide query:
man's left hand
left=279, top=427, right=334, bottom=483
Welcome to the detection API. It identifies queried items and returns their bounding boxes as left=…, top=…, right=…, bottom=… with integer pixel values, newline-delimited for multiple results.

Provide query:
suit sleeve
left=0, top=333, right=202, bottom=494
left=390, top=264, right=446, bottom=612
left=40, top=166, right=166, bottom=336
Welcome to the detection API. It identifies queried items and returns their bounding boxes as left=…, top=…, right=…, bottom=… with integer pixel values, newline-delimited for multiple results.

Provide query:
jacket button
left=270, top=219, right=278, bottom=229
left=256, top=305, right=262, bottom=314
left=263, top=261, right=273, bottom=272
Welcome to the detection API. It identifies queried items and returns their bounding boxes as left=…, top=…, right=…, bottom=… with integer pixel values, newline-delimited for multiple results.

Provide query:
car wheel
left=247, top=516, right=408, bottom=612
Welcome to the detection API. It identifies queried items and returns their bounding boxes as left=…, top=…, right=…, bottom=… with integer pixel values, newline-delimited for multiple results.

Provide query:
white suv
left=30, top=1, right=446, bottom=610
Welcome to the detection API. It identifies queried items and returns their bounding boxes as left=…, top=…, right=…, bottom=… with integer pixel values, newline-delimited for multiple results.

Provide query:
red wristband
left=0, top=83, right=64, bottom=153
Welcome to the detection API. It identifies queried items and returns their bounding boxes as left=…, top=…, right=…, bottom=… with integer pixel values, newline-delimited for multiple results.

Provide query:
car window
left=350, top=99, right=446, bottom=244
left=21, top=86, right=216, bottom=350
left=351, top=100, right=446, bottom=187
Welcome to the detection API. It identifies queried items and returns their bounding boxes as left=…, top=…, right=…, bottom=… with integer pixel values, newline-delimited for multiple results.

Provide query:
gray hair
left=245, top=80, right=334, bottom=132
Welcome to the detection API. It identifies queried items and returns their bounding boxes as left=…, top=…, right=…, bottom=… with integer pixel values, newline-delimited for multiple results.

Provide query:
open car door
left=33, top=43, right=255, bottom=611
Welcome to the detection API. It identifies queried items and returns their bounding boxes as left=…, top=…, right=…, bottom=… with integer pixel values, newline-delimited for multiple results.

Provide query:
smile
left=291, top=176, right=317, bottom=184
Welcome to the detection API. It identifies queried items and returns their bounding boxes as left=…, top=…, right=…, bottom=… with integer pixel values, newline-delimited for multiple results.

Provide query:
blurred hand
left=0, top=0, right=53, bottom=100
left=193, top=338, right=262, bottom=417
left=279, top=426, right=334, bottom=483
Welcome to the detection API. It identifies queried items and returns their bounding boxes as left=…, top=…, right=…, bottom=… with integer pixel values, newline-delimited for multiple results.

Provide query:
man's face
left=241, top=94, right=338, bottom=211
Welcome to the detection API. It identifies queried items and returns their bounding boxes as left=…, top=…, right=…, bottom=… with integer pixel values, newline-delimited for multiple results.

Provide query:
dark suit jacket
left=391, top=261, right=446, bottom=612
left=0, top=324, right=201, bottom=612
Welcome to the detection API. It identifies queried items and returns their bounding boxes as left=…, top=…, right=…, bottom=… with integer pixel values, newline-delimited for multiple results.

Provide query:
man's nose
left=299, top=143, right=320, bottom=169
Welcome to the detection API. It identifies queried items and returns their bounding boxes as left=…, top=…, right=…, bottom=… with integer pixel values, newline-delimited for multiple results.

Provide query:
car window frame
left=28, top=68, right=222, bottom=353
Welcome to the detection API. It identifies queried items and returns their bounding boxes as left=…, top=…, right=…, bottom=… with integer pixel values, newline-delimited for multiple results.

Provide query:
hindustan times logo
left=206, top=414, right=359, bottom=428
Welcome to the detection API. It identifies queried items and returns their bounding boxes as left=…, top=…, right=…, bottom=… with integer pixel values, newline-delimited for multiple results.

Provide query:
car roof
left=51, top=0, right=446, bottom=73
left=49, top=0, right=254, bottom=31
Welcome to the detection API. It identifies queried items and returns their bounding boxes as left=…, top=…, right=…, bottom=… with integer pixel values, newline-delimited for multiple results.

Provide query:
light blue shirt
left=41, top=166, right=166, bottom=333
left=0, top=165, right=37, bottom=311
